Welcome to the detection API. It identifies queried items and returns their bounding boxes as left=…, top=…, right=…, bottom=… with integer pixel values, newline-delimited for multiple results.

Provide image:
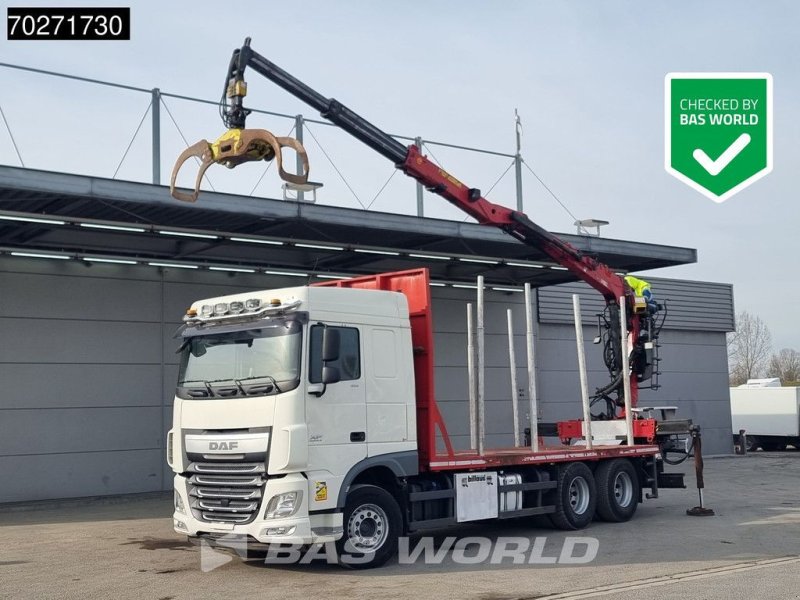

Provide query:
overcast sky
left=0, top=1, right=798, bottom=349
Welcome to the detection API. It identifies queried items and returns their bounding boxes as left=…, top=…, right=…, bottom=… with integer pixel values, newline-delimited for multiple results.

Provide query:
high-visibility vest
left=624, top=275, right=651, bottom=297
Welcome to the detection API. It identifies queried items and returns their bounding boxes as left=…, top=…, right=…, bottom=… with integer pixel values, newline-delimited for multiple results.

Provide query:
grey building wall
left=0, top=257, right=734, bottom=503
left=0, top=256, right=309, bottom=503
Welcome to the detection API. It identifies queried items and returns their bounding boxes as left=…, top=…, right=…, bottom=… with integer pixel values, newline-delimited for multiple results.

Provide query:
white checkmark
left=692, top=133, right=751, bottom=176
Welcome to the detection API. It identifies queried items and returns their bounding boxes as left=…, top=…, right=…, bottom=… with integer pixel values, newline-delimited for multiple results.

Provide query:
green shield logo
left=665, top=73, right=772, bottom=203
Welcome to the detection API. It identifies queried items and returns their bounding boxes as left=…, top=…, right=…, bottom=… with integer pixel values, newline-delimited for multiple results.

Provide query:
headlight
left=174, top=490, right=186, bottom=514
left=264, top=491, right=302, bottom=519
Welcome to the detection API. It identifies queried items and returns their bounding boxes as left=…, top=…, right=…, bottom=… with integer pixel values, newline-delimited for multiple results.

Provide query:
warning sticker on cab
left=314, top=481, right=328, bottom=502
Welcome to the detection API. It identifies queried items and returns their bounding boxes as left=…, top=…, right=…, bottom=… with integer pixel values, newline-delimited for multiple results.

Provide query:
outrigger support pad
left=686, top=425, right=715, bottom=517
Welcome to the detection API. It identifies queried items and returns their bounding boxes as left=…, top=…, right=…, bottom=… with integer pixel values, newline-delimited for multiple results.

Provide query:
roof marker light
left=80, top=223, right=146, bottom=233
left=0, top=215, right=66, bottom=225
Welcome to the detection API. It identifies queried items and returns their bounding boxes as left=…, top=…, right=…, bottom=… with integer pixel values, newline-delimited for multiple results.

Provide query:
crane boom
left=172, top=37, right=666, bottom=416
left=227, top=40, right=626, bottom=303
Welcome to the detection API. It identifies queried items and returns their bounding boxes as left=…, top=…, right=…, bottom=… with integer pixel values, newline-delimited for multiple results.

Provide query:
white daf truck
left=168, top=269, right=690, bottom=568
left=167, top=39, right=695, bottom=568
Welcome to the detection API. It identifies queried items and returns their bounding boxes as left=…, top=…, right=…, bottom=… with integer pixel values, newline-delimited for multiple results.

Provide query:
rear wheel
left=549, top=462, right=596, bottom=530
left=594, top=459, right=639, bottom=522
left=760, top=440, right=787, bottom=451
left=336, top=484, right=402, bottom=569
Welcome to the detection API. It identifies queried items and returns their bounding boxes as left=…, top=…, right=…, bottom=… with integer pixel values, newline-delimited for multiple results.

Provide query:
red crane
left=171, top=37, right=664, bottom=422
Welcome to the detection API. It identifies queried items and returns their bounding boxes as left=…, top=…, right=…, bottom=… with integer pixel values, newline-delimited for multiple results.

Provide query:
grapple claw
left=169, top=128, right=310, bottom=202
left=169, top=140, right=215, bottom=203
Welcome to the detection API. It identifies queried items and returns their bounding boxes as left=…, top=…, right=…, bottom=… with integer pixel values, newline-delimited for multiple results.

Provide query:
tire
left=336, top=484, right=402, bottom=569
left=760, top=440, right=787, bottom=452
left=594, top=459, right=639, bottom=522
left=548, top=462, right=596, bottom=530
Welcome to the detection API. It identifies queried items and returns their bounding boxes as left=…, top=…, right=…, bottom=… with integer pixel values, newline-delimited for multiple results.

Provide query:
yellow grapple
left=169, top=128, right=310, bottom=202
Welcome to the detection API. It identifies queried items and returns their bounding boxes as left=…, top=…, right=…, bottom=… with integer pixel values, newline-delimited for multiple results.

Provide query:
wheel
left=760, top=440, right=787, bottom=452
left=336, top=484, right=402, bottom=569
left=594, top=459, right=639, bottom=522
left=548, top=462, right=596, bottom=530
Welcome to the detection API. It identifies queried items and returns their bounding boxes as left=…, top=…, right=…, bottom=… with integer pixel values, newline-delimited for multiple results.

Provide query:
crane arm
left=228, top=39, right=626, bottom=303
left=170, top=37, right=665, bottom=416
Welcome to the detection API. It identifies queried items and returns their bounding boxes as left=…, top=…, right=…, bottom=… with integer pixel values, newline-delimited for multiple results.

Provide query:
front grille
left=186, top=462, right=266, bottom=524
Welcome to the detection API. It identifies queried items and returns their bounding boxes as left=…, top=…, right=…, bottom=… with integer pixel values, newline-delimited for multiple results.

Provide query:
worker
left=624, top=274, right=658, bottom=313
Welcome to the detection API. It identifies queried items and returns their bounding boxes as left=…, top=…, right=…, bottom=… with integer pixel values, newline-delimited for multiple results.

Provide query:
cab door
left=305, top=324, right=367, bottom=469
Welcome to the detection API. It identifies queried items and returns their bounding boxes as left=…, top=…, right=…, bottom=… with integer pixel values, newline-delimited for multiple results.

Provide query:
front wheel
left=336, top=484, right=402, bottom=569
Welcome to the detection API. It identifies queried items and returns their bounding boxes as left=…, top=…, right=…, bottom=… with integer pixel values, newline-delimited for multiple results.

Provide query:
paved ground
left=1, top=452, right=799, bottom=600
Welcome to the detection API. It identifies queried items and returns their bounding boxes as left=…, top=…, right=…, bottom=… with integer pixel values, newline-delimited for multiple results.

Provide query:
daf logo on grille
left=208, top=441, right=238, bottom=451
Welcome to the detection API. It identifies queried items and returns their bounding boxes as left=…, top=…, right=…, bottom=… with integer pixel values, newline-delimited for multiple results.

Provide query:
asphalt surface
left=1, top=452, right=799, bottom=600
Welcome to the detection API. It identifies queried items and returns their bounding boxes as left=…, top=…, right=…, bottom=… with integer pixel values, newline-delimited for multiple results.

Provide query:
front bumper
left=173, top=473, right=342, bottom=545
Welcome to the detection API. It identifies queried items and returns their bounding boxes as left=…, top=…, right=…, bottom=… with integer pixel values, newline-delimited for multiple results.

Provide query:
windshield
left=177, top=320, right=302, bottom=399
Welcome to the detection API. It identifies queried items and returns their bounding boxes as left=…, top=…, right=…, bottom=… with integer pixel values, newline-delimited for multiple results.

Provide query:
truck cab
left=169, top=284, right=418, bottom=549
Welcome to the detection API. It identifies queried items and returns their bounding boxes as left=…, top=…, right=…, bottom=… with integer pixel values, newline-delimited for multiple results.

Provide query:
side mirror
left=322, top=328, right=340, bottom=362
left=322, top=366, right=341, bottom=385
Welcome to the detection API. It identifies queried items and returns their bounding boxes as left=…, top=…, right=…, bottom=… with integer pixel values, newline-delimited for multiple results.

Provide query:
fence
left=0, top=61, right=559, bottom=224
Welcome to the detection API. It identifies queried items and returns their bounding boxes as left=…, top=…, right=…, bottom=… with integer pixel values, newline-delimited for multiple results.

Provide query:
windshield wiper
left=235, top=375, right=283, bottom=393
left=178, top=376, right=284, bottom=395
left=177, top=377, right=243, bottom=386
